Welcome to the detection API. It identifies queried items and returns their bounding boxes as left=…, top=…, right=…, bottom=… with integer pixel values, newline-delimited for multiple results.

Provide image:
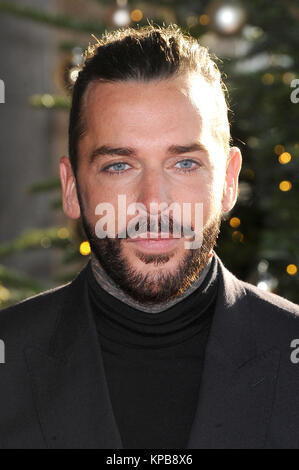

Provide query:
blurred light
left=232, top=231, right=244, bottom=243
left=283, top=72, right=296, bottom=85
left=257, top=281, right=270, bottom=291
left=274, top=144, right=285, bottom=155
left=213, top=2, right=247, bottom=35
left=230, top=217, right=241, bottom=228
left=279, top=152, right=292, bottom=165
left=80, top=241, right=91, bottom=256
left=113, top=8, right=131, bottom=26
left=279, top=181, right=292, bottom=192
left=117, top=0, right=128, bottom=6
left=256, top=260, right=278, bottom=292
left=72, top=47, right=84, bottom=67
left=0, top=285, right=11, bottom=303
left=186, top=16, right=198, bottom=27
left=238, top=182, right=253, bottom=203
left=41, top=237, right=51, bottom=249
left=262, top=73, right=275, bottom=85
left=199, top=14, right=210, bottom=26
left=41, top=94, right=55, bottom=108
left=269, top=54, right=294, bottom=69
left=58, top=228, right=70, bottom=239
left=131, top=9, right=143, bottom=22
left=243, top=169, right=255, bottom=180
left=287, top=264, right=298, bottom=276
left=243, top=25, right=264, bottom=40
left=258, top=260, right=269, bottom=274
left=247, top=136, right=260, bottom=148
left=69, top=66, right=80, bottom=84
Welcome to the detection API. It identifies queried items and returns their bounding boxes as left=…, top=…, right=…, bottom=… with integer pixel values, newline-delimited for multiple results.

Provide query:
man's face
left=60, top=74, right=242, bottom=303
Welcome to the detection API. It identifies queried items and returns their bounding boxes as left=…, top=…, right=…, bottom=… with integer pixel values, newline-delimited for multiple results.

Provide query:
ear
left=222, top=147, right=242, bottom=213
left=59, top=156, right=81, bottom=220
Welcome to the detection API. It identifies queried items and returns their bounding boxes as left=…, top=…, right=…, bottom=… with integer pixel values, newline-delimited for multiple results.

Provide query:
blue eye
left=175, top=159, right=199, bottom=173
left=103, top=162, right=131, bottom=174
left=102, top=159, right=200, bottom=176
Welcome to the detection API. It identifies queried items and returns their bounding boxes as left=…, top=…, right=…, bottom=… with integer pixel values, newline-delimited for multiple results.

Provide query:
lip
left=128, top=232, right=181, bottom=240
left=127, top=233, right=181, bottom=253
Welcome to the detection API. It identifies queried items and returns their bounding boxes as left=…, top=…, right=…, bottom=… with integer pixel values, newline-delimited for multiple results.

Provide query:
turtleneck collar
left=86, top=254, right=219, bottom=349
left=90, top=251, right=215, bottom=314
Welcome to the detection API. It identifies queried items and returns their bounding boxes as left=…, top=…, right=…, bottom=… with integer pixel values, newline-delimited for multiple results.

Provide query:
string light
left=69, top=66, right=81, bottom=84
left=80, top=241, right=91, bottom=256
left=57, top=228, right=70, bottom=240
left=41, top=237, right=51, bottom=249
left=256, top=260, right=278, bottom=292
left=279, top=181, right=292, bottom=192
left=230, top=217, right=241, bottom=228
left=287, top=264, right=298, bottom=276
left=262, top=73, right=275, bottom=85
left=211, top=1, right=247, bottom=35
left=40, top=94, right=55, bottom=108
left=278, top=152, right=292, bottom=165
left=113, top=8, right=131, bottom=26
left=282, top=72, right=296, bottom=85
left=232, top=231, right=244, bottom=243
left=199, top=14, right=210, bottom=26
left=131, top=9, right=143, bottom=22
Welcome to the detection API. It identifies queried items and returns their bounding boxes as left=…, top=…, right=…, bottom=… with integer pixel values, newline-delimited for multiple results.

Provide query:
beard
left=78, top=191, right=222, bottom=305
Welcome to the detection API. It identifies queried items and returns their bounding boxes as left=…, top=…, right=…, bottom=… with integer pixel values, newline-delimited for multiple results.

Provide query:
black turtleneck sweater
left=86, top=255, right=219, bottom=449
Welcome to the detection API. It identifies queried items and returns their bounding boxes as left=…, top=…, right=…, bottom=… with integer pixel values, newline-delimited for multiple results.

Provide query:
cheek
left=169, top=184, right=213, bottom=230
left=193, top=174, right=224, bottom=226
left=79, top=182, right=112, bottom=228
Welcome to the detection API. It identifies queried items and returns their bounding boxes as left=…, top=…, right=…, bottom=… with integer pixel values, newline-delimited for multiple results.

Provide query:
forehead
left=81, top=75, right=218, bottom=147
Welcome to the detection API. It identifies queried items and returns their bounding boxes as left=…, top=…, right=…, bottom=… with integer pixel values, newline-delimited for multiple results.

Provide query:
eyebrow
left=89, top=142, right=208, bottom=164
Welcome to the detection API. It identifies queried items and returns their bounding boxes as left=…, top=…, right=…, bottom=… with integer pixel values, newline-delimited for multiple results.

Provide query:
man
left=1, top=24, right=299, bottom=450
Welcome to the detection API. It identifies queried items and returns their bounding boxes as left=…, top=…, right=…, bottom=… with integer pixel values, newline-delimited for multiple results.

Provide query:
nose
left=136, top=169, right=172, bottom=216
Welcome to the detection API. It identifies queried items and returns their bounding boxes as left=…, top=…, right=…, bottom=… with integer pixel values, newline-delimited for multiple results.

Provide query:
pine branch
left=0, top=265, right=44, bottom=291
left=30, top=94, right=71, bottom=110
left=0, top=228, right=71, bottom=258
left=0, top=1, right=106, bottom=34
left=284, top=0, right=299, bottom=20
left=27, top=178, right=61, bottom=194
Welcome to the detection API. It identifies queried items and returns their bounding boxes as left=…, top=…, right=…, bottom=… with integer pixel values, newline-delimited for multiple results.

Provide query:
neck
left=90, top=252, right=214, bottom=314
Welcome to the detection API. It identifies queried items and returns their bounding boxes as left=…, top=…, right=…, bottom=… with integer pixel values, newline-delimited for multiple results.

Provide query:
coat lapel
left=188, top=256, right=280, bottom=449
left=24, top=266, right=123, bottom=449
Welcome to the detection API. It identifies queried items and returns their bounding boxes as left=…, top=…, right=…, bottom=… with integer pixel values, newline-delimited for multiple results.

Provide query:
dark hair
left=69, top=24, right=230, bottom=174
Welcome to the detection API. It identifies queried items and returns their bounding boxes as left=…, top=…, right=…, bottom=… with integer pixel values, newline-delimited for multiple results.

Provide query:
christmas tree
left=0, top=0, right=298, bottom=309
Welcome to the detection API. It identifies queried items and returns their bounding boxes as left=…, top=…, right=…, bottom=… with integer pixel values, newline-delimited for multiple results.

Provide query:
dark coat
left=1, top=254, right=299, bottom=449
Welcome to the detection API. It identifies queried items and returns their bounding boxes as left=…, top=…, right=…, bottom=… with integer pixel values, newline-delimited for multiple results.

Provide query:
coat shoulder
left=241, top=278, right=299, bottom=318
left=219, top=258, right=299, bottom=353
left=237, top=277, right=299, bottom=344
left=218, top=254, right=299, bottom=325
left=0, top=281, right=72, bottom=354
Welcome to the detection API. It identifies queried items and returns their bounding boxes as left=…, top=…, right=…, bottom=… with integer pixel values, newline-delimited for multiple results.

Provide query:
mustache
left=118, top=216, right=195, bottom=239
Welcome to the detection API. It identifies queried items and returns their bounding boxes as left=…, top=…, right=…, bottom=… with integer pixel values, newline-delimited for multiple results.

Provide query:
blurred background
left=0, top=0, right=298, bottom=308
